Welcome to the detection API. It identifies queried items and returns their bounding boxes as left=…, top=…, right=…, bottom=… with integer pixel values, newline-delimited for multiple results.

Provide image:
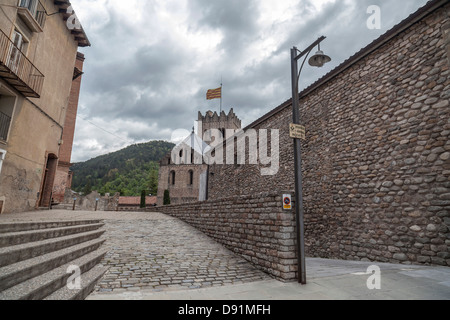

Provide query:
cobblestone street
left=93, top=212, right=271, bottom=294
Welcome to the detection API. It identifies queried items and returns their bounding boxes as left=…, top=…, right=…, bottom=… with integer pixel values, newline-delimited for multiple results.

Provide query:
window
left=0, top=108, right=11, bottom=142
left=0, top=149, right=6, bottom=176
left=188, top=170, right=194, bottom=186
left=17, top=0, right=46, bottom=32
left=0, top=88, right=17, bottom=142
left=8, top=31, right=24, bottom=73
left=170, top=171, right=176, bottom=185
left=7, top=30, right=28, bottom=74
left=19, top=0, right=38, bottom=16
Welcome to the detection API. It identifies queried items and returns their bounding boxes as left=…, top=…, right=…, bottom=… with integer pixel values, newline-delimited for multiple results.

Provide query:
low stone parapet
left=149, top=192, right=299, bottom=281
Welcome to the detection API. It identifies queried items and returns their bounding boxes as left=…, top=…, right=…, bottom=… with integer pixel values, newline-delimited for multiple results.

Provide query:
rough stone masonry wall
left=150, top=192, right=298, bottom=281
left=207, top=5, right=450, bottom=266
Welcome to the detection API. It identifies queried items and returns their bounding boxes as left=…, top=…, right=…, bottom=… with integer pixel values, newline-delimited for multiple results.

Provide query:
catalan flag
left=206, top=87, right=222, bottom=100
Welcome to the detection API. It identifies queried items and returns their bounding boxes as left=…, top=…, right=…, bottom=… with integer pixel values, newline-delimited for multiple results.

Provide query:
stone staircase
left=0, top=220, right=108, bottom=300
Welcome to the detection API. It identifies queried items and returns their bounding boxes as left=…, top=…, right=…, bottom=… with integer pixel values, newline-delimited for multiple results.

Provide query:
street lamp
left=291, top=36, right=331, bottom=285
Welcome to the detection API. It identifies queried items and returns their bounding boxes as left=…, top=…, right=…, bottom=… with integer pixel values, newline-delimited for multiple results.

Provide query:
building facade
left=0, top=0, right=89, bottom=213
left=157, top=131, right=210, bottom=207
left=157, top=109, right=242, bottom=206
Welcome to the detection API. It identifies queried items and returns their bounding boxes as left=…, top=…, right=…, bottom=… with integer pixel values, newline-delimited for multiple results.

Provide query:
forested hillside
left=70, top=140, right=174, bottom=196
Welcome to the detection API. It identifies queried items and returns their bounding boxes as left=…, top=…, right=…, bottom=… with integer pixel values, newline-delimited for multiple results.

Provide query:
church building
left=156, top=109, right=241, bottom=206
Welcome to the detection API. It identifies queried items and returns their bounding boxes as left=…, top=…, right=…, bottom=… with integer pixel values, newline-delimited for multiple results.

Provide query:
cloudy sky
left=70, top=0, right=430, bottom=162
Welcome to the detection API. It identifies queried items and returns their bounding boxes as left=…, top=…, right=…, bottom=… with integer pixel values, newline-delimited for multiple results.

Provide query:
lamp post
left=291, top=36, right=331, bottom=285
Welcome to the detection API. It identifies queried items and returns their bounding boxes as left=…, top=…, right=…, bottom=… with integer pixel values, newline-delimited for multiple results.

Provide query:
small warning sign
left=283, top=194, right=292, bottom=210
left=289, top=123, right=306, bottom=140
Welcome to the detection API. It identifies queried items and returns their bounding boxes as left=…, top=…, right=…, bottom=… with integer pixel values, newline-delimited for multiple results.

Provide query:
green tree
left=83, top=181, right=92, bottom=195
left=163, top=189, right=171, bottom=205
left=140, top=190, right=146, bottom=208
left=70, top=141, right=174, bottom=196
left=148, top=163, right=159, bottom=195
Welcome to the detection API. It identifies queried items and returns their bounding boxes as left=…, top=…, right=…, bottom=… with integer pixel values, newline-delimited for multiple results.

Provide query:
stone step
left=0, top=238, right=105, bottom=292
left=0, top=223, right=104, bottom=248
left=0, top=220, right=102, bottom=233
left=0, top=248, right=108, bottom=300
left=0, top=229, right=106, bottom=268
left=44, top=264, right=109, bottom=300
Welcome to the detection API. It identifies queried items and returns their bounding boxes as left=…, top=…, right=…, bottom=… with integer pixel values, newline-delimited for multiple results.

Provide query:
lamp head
left=308, top=49, right=331, bottom=68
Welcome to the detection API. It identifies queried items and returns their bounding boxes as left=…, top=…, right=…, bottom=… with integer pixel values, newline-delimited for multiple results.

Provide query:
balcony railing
left=0, top=111, right=11, bottom=141
left=0, top=29, right=44, bottom=98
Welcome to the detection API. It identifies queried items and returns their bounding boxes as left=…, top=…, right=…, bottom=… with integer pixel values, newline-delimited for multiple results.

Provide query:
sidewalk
left=87, top=257, right=450, bottom=300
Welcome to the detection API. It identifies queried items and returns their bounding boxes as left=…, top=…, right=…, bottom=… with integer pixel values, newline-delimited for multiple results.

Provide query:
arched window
left=188, top=170, right=194, bottom=185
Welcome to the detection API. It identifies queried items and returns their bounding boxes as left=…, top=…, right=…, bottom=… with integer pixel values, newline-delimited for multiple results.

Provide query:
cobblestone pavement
left=94, top=213, right=271, bottom=294
left=0, top=210, right=271, bottom=295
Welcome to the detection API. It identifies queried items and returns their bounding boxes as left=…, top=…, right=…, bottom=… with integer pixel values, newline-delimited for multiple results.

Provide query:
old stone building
left=157, top=109, right=242, bottom=206
left=152, top=0, right=450, bottom=279
left=0, top=0, right=89, bottom=213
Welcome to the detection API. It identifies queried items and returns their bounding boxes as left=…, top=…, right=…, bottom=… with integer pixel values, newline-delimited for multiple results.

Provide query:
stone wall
left=205, top=3, right=450, bottom=266
left=150, top=192, right=298, bottom=281
left=60, top=190, right=120, bottom=212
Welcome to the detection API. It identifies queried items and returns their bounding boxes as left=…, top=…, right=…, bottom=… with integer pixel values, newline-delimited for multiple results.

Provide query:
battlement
left=198, top=108, right=241, bottom=128
left=197, top=108, right=241, bottom=143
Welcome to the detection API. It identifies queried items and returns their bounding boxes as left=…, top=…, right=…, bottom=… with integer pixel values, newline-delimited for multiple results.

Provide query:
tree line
left=71, top=140, right=174, bottom=197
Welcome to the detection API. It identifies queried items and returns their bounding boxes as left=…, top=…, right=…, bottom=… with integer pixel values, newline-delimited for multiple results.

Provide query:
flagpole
left=220, top=81, right=223, bottom=113
left=219, top=77, right=223, bottom=113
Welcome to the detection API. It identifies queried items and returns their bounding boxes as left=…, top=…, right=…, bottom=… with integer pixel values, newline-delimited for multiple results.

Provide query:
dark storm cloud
left=71, top=0, right=430, bottom=162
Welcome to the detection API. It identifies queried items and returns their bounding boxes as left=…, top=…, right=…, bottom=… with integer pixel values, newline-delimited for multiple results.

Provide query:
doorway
left=39, top=153, right=58, bottom=208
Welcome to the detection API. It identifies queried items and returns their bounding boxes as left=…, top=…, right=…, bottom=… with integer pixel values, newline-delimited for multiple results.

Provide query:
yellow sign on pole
left=289, top=123, right=306, bottom=140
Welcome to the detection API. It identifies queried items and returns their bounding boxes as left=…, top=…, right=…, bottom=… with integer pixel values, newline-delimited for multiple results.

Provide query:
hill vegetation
left=70, top=140, right=174, bottom=196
